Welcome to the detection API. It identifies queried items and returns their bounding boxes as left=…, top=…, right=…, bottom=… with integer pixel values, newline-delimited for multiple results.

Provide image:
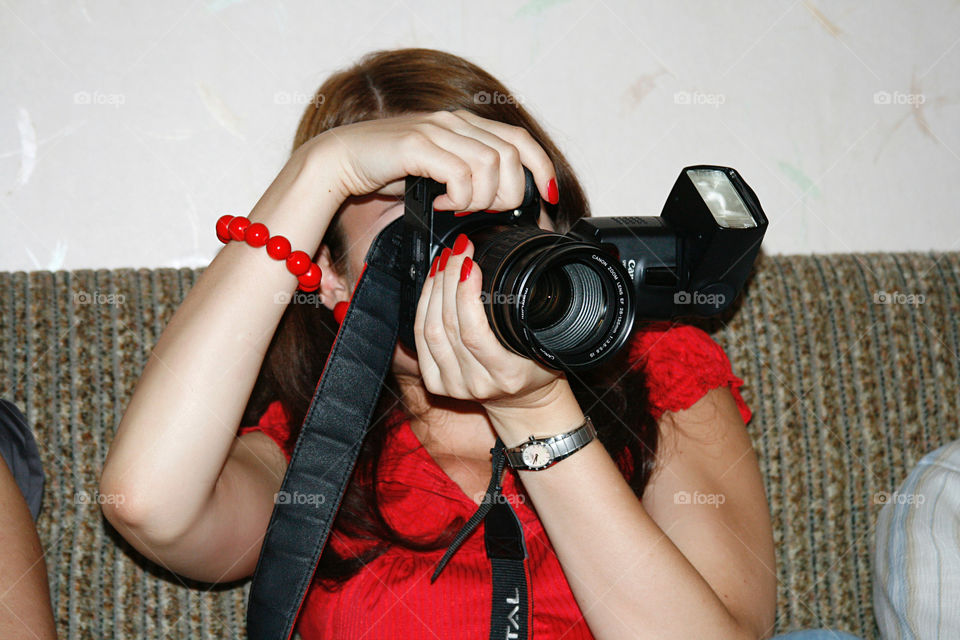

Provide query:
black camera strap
left=247, top=218, right=529, bottom=640
left=246, top=219, right=403, bottom=639
left=431, top=439, right=530, bottom=640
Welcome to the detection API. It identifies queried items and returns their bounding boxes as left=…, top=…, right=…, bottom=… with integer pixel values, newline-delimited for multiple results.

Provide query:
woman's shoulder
left=627, top=321, right=752, bottom=424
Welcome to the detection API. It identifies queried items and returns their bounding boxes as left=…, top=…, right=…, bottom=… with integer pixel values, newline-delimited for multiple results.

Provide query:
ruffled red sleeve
left=237, top=400, right=295, bottom=462
left=628, top=321, right=752, bottom=424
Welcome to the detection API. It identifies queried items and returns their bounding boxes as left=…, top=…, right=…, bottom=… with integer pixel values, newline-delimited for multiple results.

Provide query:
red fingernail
left=453, top=210, right=472, bottom=217
left=546, top=178, right=559, bottom=205
left=460, top=257, right=473, bottom=282
left=452, top=233, right=469, bottom=255
left=438, top=247, right=452, bottom=272
left=429, top=255, right=439, bottom=277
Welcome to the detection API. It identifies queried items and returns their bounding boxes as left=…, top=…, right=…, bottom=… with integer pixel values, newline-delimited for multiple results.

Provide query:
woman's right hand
left=301, top=109, right=560, bottom=213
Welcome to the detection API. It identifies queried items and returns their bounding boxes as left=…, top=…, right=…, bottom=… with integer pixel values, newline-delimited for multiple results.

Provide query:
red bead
left=298, top=263, right=322, bottom=289
left=298, top=280, right=321, bottom=293
left=227, top=216, right=250, bottom=242
left=286, top=250, right=311, bottom=276
left=333, top=301, right=349, bottom=324
left=266, top=236, right=291, bottom=260
left=245, top=222, right=269, bottom=247
left=216, top=215, right=234, bottom=243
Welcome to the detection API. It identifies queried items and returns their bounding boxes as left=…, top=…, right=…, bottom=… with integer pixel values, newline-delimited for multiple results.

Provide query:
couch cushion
left=1, top=251, right=958, bottom=639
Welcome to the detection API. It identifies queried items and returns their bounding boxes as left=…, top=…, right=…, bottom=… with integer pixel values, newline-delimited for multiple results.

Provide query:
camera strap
left=431, top=438, right=530, bottom=640
left=247, top=218, right=529, bottom=640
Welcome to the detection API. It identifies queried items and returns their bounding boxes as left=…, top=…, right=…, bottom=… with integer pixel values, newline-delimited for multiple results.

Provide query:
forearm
left=100, top=140, right=343, bottom=541
left=486, top=381, right=754, bottom=640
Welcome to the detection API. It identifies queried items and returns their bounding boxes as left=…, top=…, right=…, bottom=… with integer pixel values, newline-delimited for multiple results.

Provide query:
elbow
left=717, top=600, right=774, bottom=640
left=97, top=471, right=149, bottom=534
left=727, top=582, right=776, bottom=639
left=735, top=614, right=775, bottom=640
left=98, top=470, right=187, bottom=548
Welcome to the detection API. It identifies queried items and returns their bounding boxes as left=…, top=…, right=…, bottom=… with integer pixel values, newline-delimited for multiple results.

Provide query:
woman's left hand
left=413, top=234, right=566, bottom=416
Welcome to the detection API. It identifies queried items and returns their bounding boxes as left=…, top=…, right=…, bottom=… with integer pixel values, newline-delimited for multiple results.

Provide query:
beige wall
left=2, top=0, right=959, bottom=271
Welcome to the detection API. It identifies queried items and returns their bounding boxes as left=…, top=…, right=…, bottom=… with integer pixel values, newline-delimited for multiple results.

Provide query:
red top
left=238, top=321, right=752, bottom=639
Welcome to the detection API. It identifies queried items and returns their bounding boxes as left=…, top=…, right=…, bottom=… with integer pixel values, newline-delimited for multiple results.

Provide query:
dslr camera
left=397, top=165, right=767, bottom=370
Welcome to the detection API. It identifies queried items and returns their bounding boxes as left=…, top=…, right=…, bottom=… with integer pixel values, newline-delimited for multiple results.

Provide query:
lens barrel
left=470, top=225, right=634, bottom=370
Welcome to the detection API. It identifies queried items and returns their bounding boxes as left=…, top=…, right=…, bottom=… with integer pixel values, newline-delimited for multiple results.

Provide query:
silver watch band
left=504, top=416, right=596, bottom=470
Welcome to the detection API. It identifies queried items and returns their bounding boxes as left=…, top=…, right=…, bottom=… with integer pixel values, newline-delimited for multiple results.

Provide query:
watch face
left=521, top=442, right=553, bottom=469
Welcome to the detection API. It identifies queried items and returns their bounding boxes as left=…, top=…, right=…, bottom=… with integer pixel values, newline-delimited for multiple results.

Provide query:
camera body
left=397, top=166, right=767, bottom=371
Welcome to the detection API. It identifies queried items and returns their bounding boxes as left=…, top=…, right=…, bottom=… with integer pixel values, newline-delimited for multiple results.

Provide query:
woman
left=100, top=48, right=854, bottom=639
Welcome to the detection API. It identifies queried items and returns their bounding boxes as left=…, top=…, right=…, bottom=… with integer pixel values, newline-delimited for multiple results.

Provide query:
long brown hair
left=240, top=48, right=659, bottom=589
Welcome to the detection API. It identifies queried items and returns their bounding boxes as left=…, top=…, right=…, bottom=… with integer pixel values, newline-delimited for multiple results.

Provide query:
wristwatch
left=504, top=416, right=597, bottom=471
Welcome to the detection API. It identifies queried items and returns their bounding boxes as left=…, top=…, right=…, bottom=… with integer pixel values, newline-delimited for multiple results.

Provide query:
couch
left=1, top=250, right=957, bottom=639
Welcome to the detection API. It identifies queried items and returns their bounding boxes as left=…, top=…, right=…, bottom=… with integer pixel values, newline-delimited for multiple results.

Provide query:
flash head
left=571, top=165, right=767, bottom=320
left=687, top=168, right=758, bottom=229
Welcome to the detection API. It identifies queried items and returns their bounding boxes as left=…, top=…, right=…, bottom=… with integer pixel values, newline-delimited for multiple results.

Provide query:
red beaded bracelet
left=216, top=215, right=322, bottom=292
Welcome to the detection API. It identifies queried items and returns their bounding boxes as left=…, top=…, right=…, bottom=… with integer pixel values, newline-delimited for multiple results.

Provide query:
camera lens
left=471, top=225, right=634, bottom=370
left=526, top=262, right=606, bottom=352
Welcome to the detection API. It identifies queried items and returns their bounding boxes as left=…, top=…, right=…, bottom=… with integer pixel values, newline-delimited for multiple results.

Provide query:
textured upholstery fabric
left=1, top=251, right=958, bottom=639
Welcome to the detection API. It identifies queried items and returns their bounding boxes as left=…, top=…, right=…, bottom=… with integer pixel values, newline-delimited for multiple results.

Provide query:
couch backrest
left=1, top=251, right=958, bottom=639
